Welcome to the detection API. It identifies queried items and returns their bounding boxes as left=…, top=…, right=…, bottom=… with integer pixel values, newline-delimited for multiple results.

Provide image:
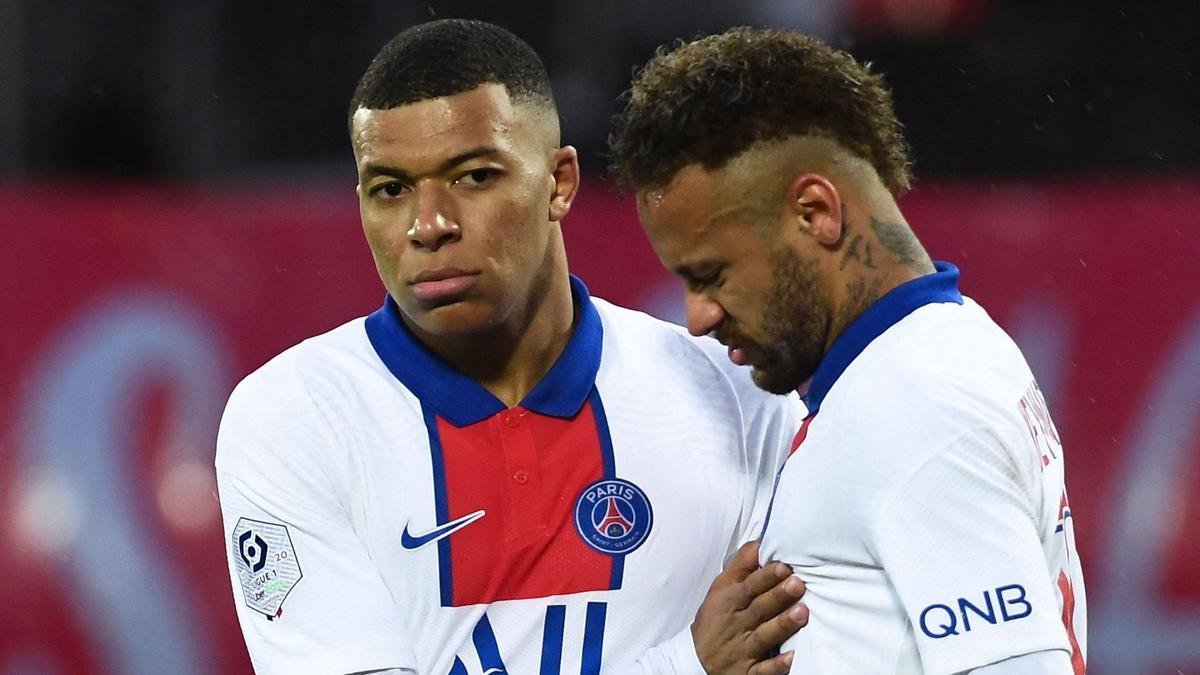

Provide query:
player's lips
left=716, top=330, right=754, bottom=367
left=727, top=344, right=752, bottom=367
left=409, top=268, right=479, bottom=302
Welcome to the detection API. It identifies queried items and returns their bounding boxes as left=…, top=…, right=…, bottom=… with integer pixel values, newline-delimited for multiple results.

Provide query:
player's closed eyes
left=687, top=268, right=726, bottom=292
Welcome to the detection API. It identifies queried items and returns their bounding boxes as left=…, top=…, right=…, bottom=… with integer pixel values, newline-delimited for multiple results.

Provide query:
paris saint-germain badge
left=574, top=478, right=653, bottom=554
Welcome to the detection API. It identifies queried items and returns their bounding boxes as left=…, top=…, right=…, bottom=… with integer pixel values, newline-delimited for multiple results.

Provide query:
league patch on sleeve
left=231, top=517, right=302, bottom=620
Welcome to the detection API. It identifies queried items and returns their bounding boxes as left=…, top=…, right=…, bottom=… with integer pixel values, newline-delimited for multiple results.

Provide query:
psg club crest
left=574, top=478, right=653, bottom=554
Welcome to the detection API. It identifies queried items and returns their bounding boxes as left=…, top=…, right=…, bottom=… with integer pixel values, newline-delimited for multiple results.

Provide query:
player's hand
left=690, top=541, right=808, bottom=675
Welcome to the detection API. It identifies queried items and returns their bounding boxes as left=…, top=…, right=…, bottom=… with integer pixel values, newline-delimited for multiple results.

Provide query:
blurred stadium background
left=2, top=1, right=1198, bottom=673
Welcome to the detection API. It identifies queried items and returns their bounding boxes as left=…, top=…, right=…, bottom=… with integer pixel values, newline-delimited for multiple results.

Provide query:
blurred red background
left=2, top=176, right=1198, bottom=673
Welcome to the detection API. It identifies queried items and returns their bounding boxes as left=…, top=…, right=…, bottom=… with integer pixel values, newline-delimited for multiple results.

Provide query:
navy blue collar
left=803, top=261, right=963, bottom=413
left=365, top=274, right=603, bottom=427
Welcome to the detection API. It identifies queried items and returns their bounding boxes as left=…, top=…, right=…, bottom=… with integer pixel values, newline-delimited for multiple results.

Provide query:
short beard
left=748, top=246, right=828, bottom=395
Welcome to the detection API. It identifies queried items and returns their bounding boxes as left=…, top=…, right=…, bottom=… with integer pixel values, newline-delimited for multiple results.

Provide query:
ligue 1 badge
left=231, top=517, right=302, bottom=620
left=574, top=478, right=653, bottom=555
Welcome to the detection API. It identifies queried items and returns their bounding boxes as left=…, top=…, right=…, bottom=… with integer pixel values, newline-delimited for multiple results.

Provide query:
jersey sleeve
left=608, top=624, right=706, bottom=674
left=868, top=428, right=1071, bottom=675
left=216, top=364, right=417, bottom=675
left=734, top=382, right=806, bottom=548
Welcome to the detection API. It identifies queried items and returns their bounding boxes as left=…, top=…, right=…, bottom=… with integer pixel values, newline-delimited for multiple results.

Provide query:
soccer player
left=216, top=20, right=810, bottom=675
left=610, top=27, right=1087, bottom=675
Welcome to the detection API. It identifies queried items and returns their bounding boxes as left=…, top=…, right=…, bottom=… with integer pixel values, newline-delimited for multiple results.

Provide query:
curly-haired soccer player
left=611, top=27, right=1087, bottom=675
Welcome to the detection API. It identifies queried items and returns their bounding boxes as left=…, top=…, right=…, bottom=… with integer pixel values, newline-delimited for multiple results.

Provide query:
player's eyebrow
left=360, top=146, right=503, bottom=183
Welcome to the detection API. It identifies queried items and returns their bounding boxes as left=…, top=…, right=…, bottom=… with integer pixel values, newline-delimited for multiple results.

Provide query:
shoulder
left=807, top=298, right=1037, bottom=499
left=592, top=297, right=724, bottom=372
left=216, top=316, right=393, bottom=474
left=830, top=298, right=1029, bottom=437
left=591, top=297, right=805, bottom=423
left=225, top=317, right=373, bottom=415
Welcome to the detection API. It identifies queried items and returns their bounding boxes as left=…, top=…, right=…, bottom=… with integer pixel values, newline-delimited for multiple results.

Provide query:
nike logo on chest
left=400, top=509, right=486, bottom=550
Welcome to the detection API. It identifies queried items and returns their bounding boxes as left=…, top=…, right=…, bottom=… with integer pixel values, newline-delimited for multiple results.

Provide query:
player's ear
left=787, top=173, right=843, bottom=246
left=548, top=145, right=580, bottom=223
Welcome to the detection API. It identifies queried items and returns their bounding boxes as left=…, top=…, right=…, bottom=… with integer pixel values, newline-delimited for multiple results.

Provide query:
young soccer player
left=217, top=19, right=808, bottom=675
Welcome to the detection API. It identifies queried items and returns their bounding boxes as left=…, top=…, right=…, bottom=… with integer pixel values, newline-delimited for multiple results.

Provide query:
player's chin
left=751, top=359, right=807, bottom=396
left=410, top=300, right=502, bottom=338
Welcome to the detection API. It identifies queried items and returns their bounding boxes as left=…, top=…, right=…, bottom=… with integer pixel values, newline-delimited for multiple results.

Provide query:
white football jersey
left=760, top=263, right=1086, bottom=675
left=217, top=276, right=805, bottom=675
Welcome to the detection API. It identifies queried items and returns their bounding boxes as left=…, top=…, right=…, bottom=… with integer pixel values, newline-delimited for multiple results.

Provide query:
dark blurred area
left=3, top=0, right=1196, bottom=179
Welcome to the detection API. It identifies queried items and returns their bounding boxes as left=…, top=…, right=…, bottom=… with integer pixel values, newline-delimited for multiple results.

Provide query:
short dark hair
left=349, top=19, right=554, bottom=131
left=609, top=27, right=911, bottom=194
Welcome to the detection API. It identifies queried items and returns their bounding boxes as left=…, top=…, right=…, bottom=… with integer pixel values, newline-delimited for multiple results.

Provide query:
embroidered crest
left=573, top=478, right=653, bottom=554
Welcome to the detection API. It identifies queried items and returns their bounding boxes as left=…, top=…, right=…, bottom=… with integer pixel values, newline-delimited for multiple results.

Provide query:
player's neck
left=823, top=207, right=935, bottom=354
left=432, top=272, right=578, bottom=408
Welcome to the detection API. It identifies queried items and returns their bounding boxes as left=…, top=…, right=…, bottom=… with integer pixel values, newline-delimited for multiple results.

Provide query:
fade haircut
left=349, top=19, right=555, bottom=132
left=609, top=27, right=911, bottom=194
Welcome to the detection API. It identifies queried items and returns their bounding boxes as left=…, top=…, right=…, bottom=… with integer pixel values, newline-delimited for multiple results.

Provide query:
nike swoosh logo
left=401, top=509, right=486, bottom=550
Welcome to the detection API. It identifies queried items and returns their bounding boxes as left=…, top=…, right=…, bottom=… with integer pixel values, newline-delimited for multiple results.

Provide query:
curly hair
left=349, top=19, right=554, bottom=132
left=609, top=27, right=911, bottom=194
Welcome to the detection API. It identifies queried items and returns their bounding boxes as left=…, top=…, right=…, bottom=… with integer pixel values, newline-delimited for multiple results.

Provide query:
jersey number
left=448, top=602, right=607, bottom=675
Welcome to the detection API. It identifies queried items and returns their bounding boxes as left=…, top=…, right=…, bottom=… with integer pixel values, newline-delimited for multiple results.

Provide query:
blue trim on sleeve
left=803, top=261, right=963, bottom=413
left=365, top=275, right=604, bottom=426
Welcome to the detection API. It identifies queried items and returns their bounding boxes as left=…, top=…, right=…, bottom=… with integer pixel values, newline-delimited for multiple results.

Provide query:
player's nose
left=684, top=290, right=726, bottom=338
left=408, top=187, right=461, bottom=252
